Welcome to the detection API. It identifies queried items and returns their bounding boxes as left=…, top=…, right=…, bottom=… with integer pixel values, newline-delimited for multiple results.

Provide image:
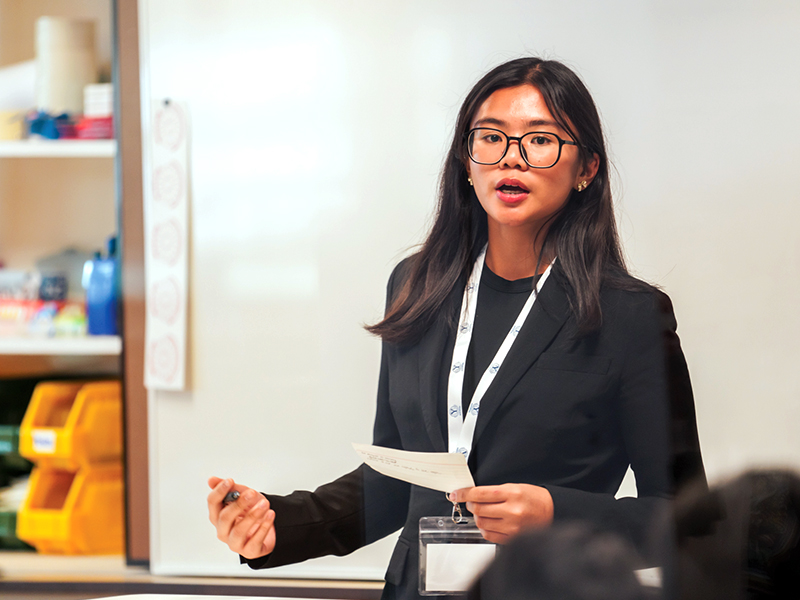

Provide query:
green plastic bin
left=0, top=425, right=20, bottom=455
left=0, top=511, right=33, bottom=550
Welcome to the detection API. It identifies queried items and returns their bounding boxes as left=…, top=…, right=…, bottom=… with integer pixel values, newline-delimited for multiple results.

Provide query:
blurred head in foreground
left=467, top=522, right=648, bottom=600
left=673, top=469, right=800, bottom=600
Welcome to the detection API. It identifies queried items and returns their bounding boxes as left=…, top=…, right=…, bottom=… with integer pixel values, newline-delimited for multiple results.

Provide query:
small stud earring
left=576, top=180, right=588, bottom=192
left=468, top=177, right=473, bottom=187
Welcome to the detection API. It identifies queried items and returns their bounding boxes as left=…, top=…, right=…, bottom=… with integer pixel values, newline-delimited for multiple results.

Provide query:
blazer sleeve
left=542, top=289, right=705, bottom=555
left=242, top=261, right=413, bottom=570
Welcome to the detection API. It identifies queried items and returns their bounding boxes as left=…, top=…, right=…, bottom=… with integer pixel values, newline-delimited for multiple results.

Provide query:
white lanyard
left=446, top=246, right=553, bottom=460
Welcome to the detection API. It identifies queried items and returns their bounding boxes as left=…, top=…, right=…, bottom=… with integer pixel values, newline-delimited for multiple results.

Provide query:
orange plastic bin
left=18, top=381, right=121, bottom=470
left=16, top=463, right=124, bottom=554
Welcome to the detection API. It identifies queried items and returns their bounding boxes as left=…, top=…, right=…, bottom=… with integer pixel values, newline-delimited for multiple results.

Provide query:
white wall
left=139, top=0, right=800, bottom=579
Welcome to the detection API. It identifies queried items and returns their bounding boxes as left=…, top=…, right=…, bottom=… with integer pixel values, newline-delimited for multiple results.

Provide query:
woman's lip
left=496, top=188, right=528, bottom=204
left=496, top=178, right=529, bottom=192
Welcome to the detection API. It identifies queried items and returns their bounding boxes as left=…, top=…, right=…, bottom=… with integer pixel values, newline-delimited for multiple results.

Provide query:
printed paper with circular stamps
left=144, top=100, right=189, bottom=390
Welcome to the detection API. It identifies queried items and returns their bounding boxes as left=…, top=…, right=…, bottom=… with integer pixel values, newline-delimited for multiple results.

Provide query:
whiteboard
left=139, top=0, right=800, bottom=579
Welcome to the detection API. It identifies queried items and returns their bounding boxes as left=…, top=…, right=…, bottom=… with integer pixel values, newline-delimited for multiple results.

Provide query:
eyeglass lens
left=468, top=129, right=563, bottom=168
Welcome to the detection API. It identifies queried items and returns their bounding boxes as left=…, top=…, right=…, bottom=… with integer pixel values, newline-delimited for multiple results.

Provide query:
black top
left=435, top=266, right=541, bottom=439
left=462, top=267, right=540, bottom=413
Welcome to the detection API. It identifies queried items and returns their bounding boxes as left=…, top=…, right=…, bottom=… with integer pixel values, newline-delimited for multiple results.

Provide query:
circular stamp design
left=152, top=218, right=182, bottom=266
left=150, top=334, right=179, bottom=384
left=154, top=103, right=186, bottom=151
left=153, top=160, right=184, bottom=209
left=150, top=277, right=181, bottom=325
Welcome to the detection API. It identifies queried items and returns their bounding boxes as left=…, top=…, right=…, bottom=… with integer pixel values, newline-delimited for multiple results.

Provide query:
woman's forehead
left=471, top=85, right=568, bottom=134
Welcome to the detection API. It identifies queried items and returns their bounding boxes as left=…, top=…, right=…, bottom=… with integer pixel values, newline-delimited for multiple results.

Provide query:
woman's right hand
left=207, top=476, right=276, bottom=560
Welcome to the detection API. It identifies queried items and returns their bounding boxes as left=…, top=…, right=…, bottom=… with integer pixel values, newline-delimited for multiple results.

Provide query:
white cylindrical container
left=35, top=17, right=98, bottom=115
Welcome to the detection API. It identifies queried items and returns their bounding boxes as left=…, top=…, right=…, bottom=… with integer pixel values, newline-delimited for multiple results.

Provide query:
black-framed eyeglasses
left=466, top=127, right=579, bottom=169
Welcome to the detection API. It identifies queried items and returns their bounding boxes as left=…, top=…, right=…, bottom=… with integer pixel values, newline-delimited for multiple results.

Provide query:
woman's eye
left=482, top=134, right=502, bottom=143
left=531, top=135, right=552, bottom=145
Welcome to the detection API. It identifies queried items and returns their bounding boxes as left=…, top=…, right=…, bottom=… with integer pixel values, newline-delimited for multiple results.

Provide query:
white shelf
left=0, top=140, right=116, bottom=158
left=0, top=335, right=121, bottom=356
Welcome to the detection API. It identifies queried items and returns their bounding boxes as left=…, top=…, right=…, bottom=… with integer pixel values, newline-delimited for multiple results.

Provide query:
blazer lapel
left=416, top=316, right=451, bottom=452
left=472, top=270, right=571, bottom=443
left=415, top=268, right=471, bottom=452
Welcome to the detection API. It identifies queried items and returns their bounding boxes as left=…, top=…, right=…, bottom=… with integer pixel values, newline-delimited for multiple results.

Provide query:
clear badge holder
left=418, top=516, right=496, bottom=596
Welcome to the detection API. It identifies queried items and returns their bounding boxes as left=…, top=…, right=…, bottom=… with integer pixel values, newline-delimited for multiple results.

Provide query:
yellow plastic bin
left=16, top=463, right=124, bottom=554
left=18, top=381, right=121, bottom=470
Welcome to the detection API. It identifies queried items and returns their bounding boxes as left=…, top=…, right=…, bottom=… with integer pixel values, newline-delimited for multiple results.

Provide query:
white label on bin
left=32, top=429, right=56, bottom=454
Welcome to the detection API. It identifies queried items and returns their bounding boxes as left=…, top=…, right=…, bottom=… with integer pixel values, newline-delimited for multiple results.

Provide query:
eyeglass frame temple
left=465, top=127, right=579, bottom=169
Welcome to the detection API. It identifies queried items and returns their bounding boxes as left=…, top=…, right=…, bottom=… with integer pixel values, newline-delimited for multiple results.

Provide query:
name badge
left=419, top=516, right=496, bottom=595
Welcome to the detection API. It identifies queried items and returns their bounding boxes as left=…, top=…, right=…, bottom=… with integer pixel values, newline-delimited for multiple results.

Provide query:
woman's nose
left=502, top=138, right=528, bottom=168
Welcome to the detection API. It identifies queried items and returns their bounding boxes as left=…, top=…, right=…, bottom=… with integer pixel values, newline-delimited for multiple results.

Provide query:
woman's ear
left=578, top=152, right=600, bottom=187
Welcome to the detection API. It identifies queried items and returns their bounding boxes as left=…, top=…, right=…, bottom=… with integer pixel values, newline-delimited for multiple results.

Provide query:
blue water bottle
left=83, top=237, right=119, bottom=335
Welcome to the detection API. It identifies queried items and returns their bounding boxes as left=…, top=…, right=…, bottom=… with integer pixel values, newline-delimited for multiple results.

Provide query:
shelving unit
left=0, top=336, right=121, bottom=356
left=0, top=0, right=122, bottom=561
left=0, top=0, right=118, bottom=348
left=0, top=140, right=116, bottom=158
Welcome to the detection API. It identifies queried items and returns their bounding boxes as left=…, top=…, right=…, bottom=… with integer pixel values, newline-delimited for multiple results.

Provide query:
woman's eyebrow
left=473, top=117, right=507, bottom=127
left=473, top=117, right=561, bottom=129
left=526, top=118, right=560, bottom=128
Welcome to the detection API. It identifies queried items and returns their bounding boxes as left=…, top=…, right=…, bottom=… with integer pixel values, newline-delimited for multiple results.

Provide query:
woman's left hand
left=450, top=484, right=554, bottom=544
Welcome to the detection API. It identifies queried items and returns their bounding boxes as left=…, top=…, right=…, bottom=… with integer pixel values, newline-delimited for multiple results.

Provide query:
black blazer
left=246, top=259, right=705, bottom=600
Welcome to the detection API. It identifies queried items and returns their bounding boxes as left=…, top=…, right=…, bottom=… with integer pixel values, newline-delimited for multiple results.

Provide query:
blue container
left=83, top=239, right=118, bottom=336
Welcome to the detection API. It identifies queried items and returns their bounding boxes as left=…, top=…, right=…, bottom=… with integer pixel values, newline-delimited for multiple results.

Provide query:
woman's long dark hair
left=367, top=57, right=642, bottom=345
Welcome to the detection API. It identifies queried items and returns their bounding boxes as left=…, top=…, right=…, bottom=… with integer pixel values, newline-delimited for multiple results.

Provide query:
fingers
left=207, top=477, right=233, bottom=524
left=466, top=500, right=522, bottom=520
left=471, top=510, right=519, bottom=544
left=227, top=496, right=272, bottom=554
left=239, top=509, right=276, bottom=559
left=208, top=478, right=277, bottom=560
left=209, top=480, right=263, bottom=537
left=217, top=488, right=263, bottom=533
left=478, top=528, right=511, bottom=545
left=452, top=485, right=508, bottom=504
left=452, top=484, right=554, bottom=545
left=472, top=513, right=503, bottom=531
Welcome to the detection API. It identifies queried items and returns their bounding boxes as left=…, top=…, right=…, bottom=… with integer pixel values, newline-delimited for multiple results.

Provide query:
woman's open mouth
left=495, top=179, right=529, bottom=203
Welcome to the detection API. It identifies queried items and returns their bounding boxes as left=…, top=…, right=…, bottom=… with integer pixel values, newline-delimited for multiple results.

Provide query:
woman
left=208, top=57, right=705, bottom=598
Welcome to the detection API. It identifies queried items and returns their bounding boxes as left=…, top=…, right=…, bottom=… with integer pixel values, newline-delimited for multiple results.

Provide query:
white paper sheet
left=352, top=443, right=475, bottom=493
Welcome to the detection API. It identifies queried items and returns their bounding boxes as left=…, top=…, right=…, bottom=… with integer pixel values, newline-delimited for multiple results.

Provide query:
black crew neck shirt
left=461, top=266, right=540, bottom=414
left=436, top=265, right=543, bottom=443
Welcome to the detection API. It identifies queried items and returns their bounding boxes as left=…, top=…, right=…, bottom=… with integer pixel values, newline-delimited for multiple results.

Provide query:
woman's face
left=466, top=85, right=598, bottom=238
